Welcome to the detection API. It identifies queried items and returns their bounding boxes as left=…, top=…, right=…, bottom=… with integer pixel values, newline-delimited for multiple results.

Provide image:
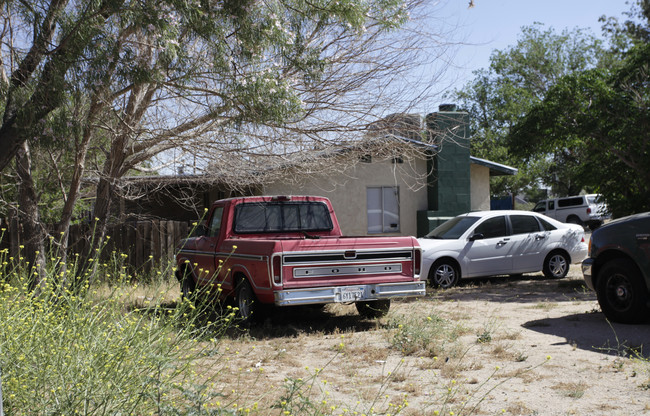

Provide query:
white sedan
left=418, top=210, right=588, bottom=288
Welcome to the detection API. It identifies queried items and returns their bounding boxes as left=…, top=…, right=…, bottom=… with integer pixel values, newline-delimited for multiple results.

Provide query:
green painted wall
left=416, top=105, right=471, bottom=236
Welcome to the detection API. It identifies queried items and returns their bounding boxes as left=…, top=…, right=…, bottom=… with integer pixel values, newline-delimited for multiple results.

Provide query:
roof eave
left=470, top=156, right=518, bottom=176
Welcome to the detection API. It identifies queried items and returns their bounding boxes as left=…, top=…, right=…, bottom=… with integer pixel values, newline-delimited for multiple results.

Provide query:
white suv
left=532, top=194, right=608, bottom=230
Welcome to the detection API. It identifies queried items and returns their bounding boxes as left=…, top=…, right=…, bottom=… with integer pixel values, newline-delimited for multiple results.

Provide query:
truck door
left=547, top=200, right=556, bottom=219
left=532, top=201, right=547, bottom=213
left=193, top=206, right=224, bottom=286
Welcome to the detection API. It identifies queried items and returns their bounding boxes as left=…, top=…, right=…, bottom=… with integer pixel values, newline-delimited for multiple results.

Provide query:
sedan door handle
left=535, top=234, right=547, bottom=241
left=497, top=238, right=510, bottom=246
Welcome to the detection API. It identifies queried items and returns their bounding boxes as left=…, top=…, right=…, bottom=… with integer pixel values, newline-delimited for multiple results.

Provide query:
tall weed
left=0, top=247, right=232, bottom=415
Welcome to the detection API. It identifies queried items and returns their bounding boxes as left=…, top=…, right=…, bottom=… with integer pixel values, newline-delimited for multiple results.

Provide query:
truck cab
left=533, top=194, right=608, bottom=230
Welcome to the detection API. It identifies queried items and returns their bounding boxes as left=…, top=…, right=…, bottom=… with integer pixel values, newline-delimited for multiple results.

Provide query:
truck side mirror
left=192, top=224, right=208, bottom=237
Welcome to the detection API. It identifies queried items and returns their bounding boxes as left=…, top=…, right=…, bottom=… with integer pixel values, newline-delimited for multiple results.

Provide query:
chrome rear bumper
left=274, top=281, right=426, bottom=306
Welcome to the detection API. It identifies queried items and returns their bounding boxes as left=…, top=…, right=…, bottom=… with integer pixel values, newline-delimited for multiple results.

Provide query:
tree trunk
left=55, top=115, right=97, bottom=287
left=87, top=83, right=154, bottom=281
left=15, top=142, right=47, bottom=288
left=86, top=136, right=127, bottom=282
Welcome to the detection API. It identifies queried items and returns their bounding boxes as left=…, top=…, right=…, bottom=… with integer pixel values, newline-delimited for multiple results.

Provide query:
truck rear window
left=234, top=202, right=333, bottom=233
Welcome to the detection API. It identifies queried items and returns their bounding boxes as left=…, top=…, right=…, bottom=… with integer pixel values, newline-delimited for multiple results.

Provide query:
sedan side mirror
left=469, top=233, right=484, bottom=241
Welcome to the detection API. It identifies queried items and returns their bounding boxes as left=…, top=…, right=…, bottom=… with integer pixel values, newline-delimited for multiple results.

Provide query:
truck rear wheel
left=356, top=299, right=390, bottom=318
left=235, top=279, right=258, bottom=321
left=180, top=268, right=197, bottom=301
left=566, top=215, right=583, bottom=227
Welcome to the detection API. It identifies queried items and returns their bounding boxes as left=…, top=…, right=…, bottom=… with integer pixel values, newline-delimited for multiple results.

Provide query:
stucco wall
left=470, top=163, right=491, bottom=211
left=262, top=157, right=429, bottom=236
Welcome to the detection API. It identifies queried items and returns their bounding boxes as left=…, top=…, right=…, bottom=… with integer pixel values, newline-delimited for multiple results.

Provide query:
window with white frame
left=367, top=186, right=400, bottom=233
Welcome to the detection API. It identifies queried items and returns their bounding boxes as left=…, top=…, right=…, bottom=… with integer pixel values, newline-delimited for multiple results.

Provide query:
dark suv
left=582, top=212, right=650, bottom=324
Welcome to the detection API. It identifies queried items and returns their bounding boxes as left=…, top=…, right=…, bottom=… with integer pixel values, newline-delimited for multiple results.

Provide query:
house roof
left=469, top=156, right=519, bottom=176
left=114, top=135, right=517, bottom=190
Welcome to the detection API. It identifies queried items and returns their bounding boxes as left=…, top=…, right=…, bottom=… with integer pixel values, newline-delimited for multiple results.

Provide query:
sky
left=430, top=0, right=632, bottom=97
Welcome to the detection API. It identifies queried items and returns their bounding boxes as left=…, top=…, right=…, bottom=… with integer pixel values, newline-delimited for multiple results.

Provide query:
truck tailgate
left=273, top=237, right=424, bottom=305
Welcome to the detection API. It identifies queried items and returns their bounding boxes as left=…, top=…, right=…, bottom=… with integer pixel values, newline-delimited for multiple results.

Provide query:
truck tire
left=180, top=269, right=212, bottom=313
left=596, top=259, right=650, bottom=324
left=356, top=299, right=390, bottom=318
left=235, top=278, right=258, bottom=322
left=588, top=221, right=602, bottom=231
left=566, top=215, right=583, bottom=226
left=542, top=251, right=569, bottom=279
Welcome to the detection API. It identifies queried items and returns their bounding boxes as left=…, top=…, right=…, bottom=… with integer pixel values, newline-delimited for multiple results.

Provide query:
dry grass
left=96, top=271, right=649, bottom=414
left=527, top=301, right=559, bottom=310
left=504, top=401, right=535, bottom=415
left=553, top=381, right=588, bottom=399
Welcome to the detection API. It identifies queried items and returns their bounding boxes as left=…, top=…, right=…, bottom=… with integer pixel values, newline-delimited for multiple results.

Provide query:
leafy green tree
left=507, top=0, right=650, bottom=217
left=507, top=43, right=650, bottom=217
left=451, top=24, right=607, bottom=199
left=600, top=0, right=650, bottom=53
left=0, top=0, right=451, bottom=282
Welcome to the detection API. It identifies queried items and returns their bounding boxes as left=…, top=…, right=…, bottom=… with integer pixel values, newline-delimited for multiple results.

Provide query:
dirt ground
left=214, top=267, right=650, bottom=416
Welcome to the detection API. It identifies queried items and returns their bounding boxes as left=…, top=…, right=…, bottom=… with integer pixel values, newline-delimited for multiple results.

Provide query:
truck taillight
left=272, top=255, right=282, bottom=284
left=586, top=207, right=592, bottom=214
left=414, top=248, right=421, bottom=276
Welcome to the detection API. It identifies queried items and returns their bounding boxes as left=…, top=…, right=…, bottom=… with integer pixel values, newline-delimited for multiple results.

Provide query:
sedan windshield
left=423, top=216, right=480, bottom=239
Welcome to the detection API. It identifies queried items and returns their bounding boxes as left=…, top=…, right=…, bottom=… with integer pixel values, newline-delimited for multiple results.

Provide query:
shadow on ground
left=246, top=304, right=381, bottom=339
left=425, top=271, right=650, bottom=358
left=523, top=311, right=650, bottom=358
left=430, top=273, right=595, bottom=304
left=134, top=298, right=380, bottom=339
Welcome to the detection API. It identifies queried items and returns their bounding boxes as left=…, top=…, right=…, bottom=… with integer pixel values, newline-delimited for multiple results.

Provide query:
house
left=115, top=105, right=516, bottom=237
left=262, top=105, right=517, bottom=237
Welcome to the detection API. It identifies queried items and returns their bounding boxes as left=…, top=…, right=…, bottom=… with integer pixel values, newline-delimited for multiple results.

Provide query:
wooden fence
left=1, top=219, right=191, bottom=275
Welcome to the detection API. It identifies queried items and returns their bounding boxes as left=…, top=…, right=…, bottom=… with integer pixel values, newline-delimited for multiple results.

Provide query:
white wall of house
left=262, top=156, right=429, bottom=236
left=470, top=164, right=491, bottom=211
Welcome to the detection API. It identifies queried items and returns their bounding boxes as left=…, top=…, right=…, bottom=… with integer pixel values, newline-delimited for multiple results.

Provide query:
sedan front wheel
left=429, top=259, right=460, bottom=289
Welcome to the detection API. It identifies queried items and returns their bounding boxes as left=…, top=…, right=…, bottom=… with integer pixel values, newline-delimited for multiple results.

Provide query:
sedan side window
left=510, top=215, right=541, bottom=235
left=538, top=217, right=557, bottom=231
left=474, top=216, right=507, bottom=239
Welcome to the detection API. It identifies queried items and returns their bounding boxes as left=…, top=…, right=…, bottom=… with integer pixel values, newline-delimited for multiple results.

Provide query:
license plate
left=340, top=287, right=364, bottom=302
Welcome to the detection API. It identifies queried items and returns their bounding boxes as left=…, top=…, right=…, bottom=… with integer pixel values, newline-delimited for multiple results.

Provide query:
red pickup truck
left=175, top=195, right=424, bottom=320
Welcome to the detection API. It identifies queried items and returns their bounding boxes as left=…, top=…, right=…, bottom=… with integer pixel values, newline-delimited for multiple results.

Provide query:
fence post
left=166, top=221, right=174, bottom=261
left=152, top=220, right=161, bottom=269
left=142, top=221, right=152, bottom=273
left=135, top=222, right=144, bottom=271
